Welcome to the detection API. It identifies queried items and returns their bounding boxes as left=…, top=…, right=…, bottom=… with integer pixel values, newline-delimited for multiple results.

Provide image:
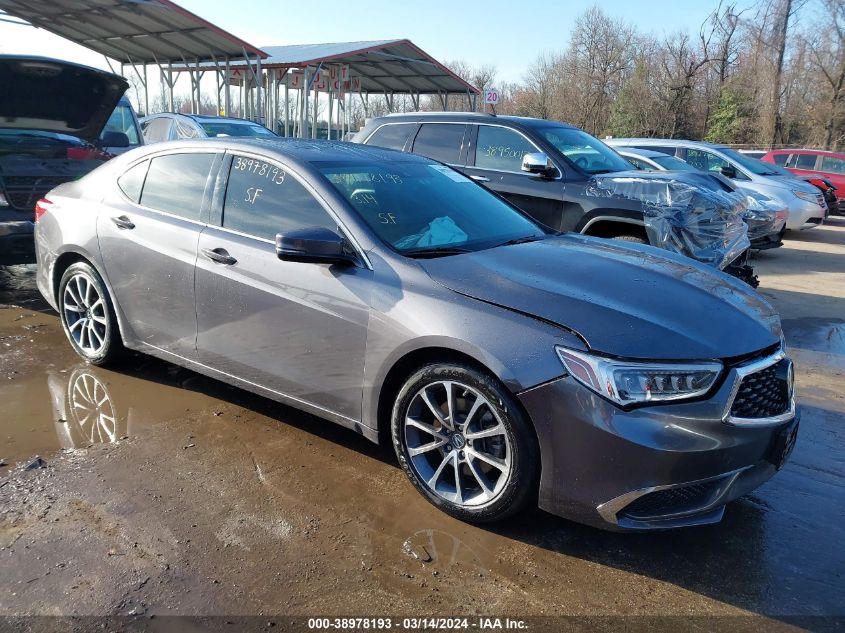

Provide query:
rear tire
left=391, top=363, right=539, bottom=523
left=58, top=262, right=124, bottom=366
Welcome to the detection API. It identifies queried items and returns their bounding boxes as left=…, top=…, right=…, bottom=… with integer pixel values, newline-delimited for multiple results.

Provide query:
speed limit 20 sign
left=484, top=88, right=500, bottom=105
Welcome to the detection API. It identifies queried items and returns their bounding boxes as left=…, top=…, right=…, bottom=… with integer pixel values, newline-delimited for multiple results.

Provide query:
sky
left=0, top=0, right=724, bottom=84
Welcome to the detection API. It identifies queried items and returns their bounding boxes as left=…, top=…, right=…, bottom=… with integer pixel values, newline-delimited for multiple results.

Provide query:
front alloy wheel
left=392, top=363, right=538, bottom=523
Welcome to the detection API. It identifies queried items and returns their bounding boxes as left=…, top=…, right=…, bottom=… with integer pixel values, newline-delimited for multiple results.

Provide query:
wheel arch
left=373, top=345, right=539, bottom=454
left=579, top=215, right=649, bottom=241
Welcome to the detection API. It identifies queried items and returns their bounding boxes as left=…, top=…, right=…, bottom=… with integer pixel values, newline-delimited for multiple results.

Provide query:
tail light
left=66, top=146, right=114, bottom=161
left=35, top=197, right=52, bottom=222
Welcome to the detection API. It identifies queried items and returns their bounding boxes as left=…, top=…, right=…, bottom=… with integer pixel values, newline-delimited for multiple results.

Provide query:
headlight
left=556, top=347, right=722, bottom=406
left=793, top=190, right=822, bottom=206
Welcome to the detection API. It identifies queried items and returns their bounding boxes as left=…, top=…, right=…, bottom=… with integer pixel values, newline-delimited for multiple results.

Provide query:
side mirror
left=100, top=131, right=130, bottom=148
left=720, top=164, right=737, bottom=179
left=275, top=226, right=356, bottom=265
left=521, top=152, right=556, bottom=177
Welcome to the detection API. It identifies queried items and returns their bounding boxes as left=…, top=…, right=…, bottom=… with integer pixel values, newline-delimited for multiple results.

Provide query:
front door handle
left=470, top=175, right=490, bottom=183
left=111, top=215, right=135, bottom=230
left=201, top=247, right=237, bottom=266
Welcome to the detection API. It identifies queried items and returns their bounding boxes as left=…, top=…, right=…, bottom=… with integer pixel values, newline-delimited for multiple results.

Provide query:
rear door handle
left=201, top=247, right=237, bottom=266
left=470, top=175, right=490, bottom=183
left=111, top=215, right=135, bottom=230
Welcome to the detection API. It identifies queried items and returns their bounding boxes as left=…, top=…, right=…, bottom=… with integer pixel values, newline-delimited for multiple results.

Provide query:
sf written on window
left=222, top=156, right=338, bottom=241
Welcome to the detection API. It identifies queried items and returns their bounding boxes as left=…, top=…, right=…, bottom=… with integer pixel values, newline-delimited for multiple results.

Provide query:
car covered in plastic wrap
left=586, top=172, right=759, bottom=286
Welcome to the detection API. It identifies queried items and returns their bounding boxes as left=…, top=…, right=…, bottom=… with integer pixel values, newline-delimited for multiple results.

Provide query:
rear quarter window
left=117, top=160, right=149, bottom=203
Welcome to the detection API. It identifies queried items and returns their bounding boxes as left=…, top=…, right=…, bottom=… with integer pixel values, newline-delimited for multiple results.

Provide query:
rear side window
left=365, top=123, right=415, bottom=151
left=411, top=124, right=466, bottom=164
left=140, top=153, right=214, bottom=221
left=772, top=153, right=788, bottom=166
left=475, top=125, right=537, bottom=172
left=175, top=119, right=200, bottom=139
left=117, top=160, right=149, bottom=203
left=222, top=155, right=337, bottom=240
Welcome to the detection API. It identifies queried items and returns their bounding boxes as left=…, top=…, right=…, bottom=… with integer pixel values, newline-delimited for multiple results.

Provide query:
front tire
left=391, top=363, right=539, bottom=523
left=59, top=262, right=123, bottom=366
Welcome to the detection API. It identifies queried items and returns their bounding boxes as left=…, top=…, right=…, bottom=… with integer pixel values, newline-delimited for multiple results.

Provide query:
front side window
left=318, top=161, right=544, bottom=255
left=685, top=148, right=730, bottom=173
left=412, top=124, right=466, bottom=164
left=821, top=156, right=845, bottom=174
left=475, top=125, right=538, bottom=172
left=537, top=127, right=631, bottom=174
left=792, top=153, right=818, bottom=170
left=365, top=123, right=416, bottom=151
left=140, top=153, right=214, bottom=220
left=222, top=155, right=337, bottom=240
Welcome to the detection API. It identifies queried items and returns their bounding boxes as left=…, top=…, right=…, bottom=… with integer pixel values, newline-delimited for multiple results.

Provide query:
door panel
left=462, top=125, right=570, bottom=231
left=195, top=227, right=371, bottom=421
left=97, top=198, right=203, bottom=357
left=194, top=153, right=370, bottom=421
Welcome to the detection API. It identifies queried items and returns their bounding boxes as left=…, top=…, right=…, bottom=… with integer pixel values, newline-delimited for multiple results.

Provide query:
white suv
left=607, top=139, right=826, bottom=230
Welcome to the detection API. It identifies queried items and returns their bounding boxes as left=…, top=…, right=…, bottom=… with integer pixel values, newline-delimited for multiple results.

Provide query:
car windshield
left=720, top=148, right=782, bottom=176
left=318, top=162, right=546, bottom=256
left=652, top=155, right=697, bottom=171
left=535, top=127, right=632, bottom=174
left=198, top=121, right=275, bottom=137
left=99, top=105, right=140, bottom=146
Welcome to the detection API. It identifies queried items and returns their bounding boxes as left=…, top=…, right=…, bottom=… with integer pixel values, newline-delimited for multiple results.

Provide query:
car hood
left=420, top=235, right=781, bottom=360
left=0, top=56, right=128, bottom=142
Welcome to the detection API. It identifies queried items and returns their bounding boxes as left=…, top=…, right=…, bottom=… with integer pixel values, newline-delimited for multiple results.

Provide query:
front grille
left=730, top=359, right=791, bottom=419
left=621, top=481, right=721, bottom=520
left=807, top=216, right=823, bottom=225
left=3, top=176, right=71, bottom=212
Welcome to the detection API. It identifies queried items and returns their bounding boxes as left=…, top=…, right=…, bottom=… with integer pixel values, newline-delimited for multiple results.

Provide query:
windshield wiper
left=494, top=235, right=545, bottom=248
left=403, top=246, right=472, bottom=259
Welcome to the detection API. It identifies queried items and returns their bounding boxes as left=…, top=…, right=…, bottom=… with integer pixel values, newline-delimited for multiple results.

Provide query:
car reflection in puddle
left=47, top=367, right=127, bottom=449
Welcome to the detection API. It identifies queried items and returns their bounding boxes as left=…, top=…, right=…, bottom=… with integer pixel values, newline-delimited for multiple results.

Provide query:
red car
left=762, top=149, right=845, bottom=214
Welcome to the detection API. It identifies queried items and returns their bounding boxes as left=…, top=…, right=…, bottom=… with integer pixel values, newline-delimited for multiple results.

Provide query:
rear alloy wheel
left=391, top=363, right=538, bottom=523
left=59, top=262, right=123, bottom=366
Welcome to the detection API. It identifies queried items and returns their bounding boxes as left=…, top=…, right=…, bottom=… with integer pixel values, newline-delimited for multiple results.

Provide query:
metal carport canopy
left=0, top=0, right=266, bottom=64
left=181, top=39, right=479, bottom=95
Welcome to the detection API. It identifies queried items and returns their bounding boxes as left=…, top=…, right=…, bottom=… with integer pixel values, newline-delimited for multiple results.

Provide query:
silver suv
left=606, top=139, right=826, bottom=230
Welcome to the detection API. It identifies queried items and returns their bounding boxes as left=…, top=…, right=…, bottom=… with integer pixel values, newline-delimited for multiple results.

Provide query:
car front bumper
left=0, top=220, right=35, bottom=265
left=518, top=354, right=797, bottom=531
left=785, top=198, right=826, bottom=229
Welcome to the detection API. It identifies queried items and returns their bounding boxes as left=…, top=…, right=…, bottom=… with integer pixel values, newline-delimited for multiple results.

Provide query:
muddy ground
left=0, top=220, right=843, bottom=631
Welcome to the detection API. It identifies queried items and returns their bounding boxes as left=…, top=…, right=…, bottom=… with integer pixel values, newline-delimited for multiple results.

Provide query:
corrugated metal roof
left=0, top=0, right=266, bottom=64
left=180, top=39, right=479, bottom=95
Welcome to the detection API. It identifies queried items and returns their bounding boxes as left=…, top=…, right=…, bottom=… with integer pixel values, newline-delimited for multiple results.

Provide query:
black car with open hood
left=0, top=56, right=128, bottom=265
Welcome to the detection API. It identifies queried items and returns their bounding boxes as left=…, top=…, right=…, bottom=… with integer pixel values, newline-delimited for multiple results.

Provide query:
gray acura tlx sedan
left=34, top=138, right=798, bottom=531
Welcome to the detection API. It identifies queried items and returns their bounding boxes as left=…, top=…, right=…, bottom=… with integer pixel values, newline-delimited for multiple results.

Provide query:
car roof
left=128, top=137, right=430, bottom=166
left=616, top=147, right=666, bottom=159
left=140, top=112, right=261, bottom=124
left=608, top=138, right=727, bottom=150
left=370, top=112, right=578, bottom=130
left=767, top=148, right=845, bottom=157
